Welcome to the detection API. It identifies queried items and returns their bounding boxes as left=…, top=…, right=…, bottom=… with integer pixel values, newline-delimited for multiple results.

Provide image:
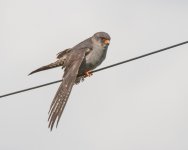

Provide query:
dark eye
left=101, top=38, right=106, bottom=42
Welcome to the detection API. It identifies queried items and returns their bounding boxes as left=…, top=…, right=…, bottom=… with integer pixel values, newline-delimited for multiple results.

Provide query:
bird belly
left=85, top=48, right=107, bottom=70
left=77, top=46, right=108, bottom=77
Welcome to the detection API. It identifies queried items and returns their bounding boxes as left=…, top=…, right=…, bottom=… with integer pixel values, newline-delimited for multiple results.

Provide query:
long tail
left=29, top=59, right=64, bottom=75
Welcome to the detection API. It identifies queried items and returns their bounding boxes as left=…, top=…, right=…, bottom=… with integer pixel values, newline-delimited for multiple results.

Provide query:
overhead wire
left=0, top=41, right=187, bottom=98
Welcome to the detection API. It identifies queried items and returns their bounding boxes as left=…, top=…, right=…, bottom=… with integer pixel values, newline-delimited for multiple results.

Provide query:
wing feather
left=48, top=48, right=86, bottom=130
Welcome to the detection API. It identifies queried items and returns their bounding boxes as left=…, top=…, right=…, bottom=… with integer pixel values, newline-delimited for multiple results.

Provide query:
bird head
left=92, top=32, right=111, bottom=48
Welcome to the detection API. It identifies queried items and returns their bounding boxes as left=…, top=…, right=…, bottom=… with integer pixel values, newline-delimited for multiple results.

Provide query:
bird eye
left=101, top=38, right=106, bottom=42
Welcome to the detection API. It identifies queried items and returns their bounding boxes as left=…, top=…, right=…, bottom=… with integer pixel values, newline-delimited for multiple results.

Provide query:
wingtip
left=28, top=71, right=34, bottom=76
left=48, top=123, right=54, bottom=131
left=28, top=69, right=39, bottom=76
left=48, top=125, right=53, bottom=131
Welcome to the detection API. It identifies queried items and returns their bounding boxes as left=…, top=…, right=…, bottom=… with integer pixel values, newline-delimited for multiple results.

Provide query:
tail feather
left=29, top=59, right=64, bottom=75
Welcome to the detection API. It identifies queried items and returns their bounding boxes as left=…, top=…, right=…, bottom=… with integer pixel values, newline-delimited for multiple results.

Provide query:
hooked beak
left=104, top=39, right=110, bottom=45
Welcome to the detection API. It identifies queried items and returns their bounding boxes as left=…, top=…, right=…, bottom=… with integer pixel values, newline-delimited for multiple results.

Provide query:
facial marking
left=103, top=39, right=110, bottom=45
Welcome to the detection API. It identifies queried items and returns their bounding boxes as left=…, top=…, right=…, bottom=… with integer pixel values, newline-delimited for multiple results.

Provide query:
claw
left=84, top=70, right=93, bottom=77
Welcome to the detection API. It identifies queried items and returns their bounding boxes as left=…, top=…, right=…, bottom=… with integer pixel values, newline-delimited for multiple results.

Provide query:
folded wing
left=48, top=48, right=86, bottom=130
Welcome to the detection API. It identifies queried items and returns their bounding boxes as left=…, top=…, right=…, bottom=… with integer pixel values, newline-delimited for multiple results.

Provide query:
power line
left=91, top=41, right=188, bottom=73
left=0, top=41, right=188, bottom=98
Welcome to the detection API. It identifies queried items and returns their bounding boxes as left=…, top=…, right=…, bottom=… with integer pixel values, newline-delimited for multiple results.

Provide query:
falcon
left=29, top=32, right=111, bottom=130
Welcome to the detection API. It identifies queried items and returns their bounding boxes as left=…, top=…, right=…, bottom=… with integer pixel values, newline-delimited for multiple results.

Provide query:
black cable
left=0, top=41, right=187, bottom=98
left=91, top=41, right=188, bottom=73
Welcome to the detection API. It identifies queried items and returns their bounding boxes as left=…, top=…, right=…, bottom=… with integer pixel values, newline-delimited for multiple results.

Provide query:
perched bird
left=29, top=32, right=111, bottom=130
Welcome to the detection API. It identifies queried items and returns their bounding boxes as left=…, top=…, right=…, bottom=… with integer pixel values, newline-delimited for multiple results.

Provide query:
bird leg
left=84, top=70, right=93, bottom=77
left=75, top=70, right=93, bottom=84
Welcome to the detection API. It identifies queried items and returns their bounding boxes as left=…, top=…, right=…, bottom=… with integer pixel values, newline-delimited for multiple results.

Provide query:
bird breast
left=85, top=46, right=108, bottom=70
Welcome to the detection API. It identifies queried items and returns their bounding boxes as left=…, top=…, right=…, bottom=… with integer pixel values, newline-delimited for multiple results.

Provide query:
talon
left=84, top=70, right=93, bottom=77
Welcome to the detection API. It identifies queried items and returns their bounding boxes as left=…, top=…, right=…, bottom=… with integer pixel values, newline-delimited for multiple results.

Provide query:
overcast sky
left=0, top=0, right=188, bottom=150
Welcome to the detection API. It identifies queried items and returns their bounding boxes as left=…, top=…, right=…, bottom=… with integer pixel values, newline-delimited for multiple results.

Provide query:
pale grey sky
left=0, top=0, right=188, bottom=150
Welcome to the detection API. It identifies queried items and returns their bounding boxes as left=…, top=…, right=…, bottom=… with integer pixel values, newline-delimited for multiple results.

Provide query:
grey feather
left=28, top=59, right=65, bottom=75
left=29, top=31, right=111, bottom=130
left=48, top=48, right=86, bottom=130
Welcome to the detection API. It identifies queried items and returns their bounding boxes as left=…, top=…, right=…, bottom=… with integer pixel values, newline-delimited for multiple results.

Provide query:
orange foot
left=84, top=70, right=93, bottom=77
